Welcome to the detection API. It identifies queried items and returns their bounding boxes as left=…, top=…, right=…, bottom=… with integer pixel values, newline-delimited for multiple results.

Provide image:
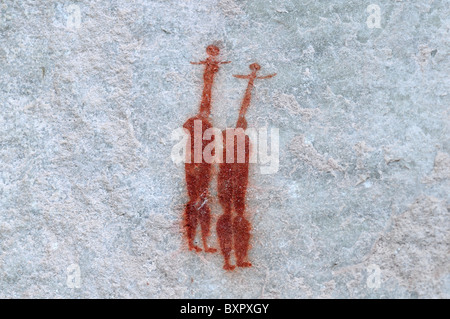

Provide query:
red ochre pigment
left=183, top=45, right=229, bottom=253
left=217, top=63, right=276, bottom=270
left=217, top=131, right=251, bottom=270
left=183, top=47, right=275, bottom=271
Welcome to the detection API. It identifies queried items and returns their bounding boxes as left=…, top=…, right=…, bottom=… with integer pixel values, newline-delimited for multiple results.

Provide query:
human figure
left=217, top=63, right=276, bottom=270
left=184, top=45, right=230, bottom=253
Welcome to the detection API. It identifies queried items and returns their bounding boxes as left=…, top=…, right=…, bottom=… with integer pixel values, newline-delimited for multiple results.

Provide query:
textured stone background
left=0, top=0, right=449, bottom=298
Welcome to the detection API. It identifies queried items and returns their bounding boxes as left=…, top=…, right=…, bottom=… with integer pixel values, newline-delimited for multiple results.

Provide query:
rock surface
left=0, top=0, right=448, bottom=298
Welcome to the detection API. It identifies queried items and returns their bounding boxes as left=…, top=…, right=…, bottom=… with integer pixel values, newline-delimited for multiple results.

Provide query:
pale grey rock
left=0, top=0, right=448, bottom=298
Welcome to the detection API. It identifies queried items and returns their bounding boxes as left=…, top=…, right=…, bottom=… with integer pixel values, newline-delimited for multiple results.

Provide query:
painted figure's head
left=206, top=45, right=220, bottom=56
left=249, top=63, right=261, bottom=71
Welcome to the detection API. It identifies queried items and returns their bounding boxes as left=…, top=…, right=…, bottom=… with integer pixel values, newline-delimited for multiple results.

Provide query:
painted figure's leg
left=184, top=201, right=202, bottom=252
left=217, top=131, right=236, bottom=270
left=217, top=169, right=235, bottom=269
left=199, top=203, right=216, bottom=253
left=233, top=162, right=249, bottom=216
left=233, top=171, right=252, bottom=267
left=233, top=213, right=252, bottom=267
left=232, top=136, right=251, bottom=267
left=183, top=117, right=214, bottom=253
left=184, top=164, right=202, bottom=252
left=216, top=211, right=235, bottom=270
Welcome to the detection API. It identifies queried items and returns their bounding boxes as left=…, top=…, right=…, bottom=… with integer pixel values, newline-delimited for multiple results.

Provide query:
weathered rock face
left=0, top=0, right=448, bottom=298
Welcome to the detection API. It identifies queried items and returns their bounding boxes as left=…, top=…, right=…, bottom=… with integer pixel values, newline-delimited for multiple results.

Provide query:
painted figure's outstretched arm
left=233, top=74, right=251, bottom=79
left=257, top=73, right=277, bottom=79
left=191, top=60, right=231, bottom=65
